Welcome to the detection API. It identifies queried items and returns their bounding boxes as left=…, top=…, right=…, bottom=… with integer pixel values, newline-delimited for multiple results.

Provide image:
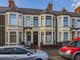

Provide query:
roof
left=0, top=6, right=80, bottom=17
left=73, top=38, right=80, bottom=41
left=0, top=45, right=25, bottom=48
left=59, top=7, right=70, bottom=15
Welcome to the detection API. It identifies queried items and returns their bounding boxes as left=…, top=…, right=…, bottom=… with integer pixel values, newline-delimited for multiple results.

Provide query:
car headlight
left=66, top=50, right=71, bottom=54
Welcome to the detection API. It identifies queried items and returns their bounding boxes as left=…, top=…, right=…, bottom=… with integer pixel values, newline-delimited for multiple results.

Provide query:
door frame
left=33, top=31, right=38, bottom=46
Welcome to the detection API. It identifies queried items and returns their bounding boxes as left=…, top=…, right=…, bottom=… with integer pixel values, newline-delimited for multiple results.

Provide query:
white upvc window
left=77, top=31, right=80, bottom=38
left=41, top=32, right=44, bottom=43
left=76, top=19, right=80, bottom=27
left=26, top=16, right=31, bottom=27
left=46, top=16, right=52, bottom=27
left=59, top=32, right=62, bottom=42
left=5, top=32, right=8, bottom=42
left=41, top=16, right=44, bottom=26
left=63, top=17, right=68, bottom=27
left=58, top=17, right=62, bottom=25
left=9, top=14, right=16, bottom=25
left=33, top=17, right=38, bottom=27
left=19, top=32, right=22, bottom=42
left=71, top=19, right=75, bottom=27
left=46, top=32, right=52, bottom=43
left=63, top=32, right=68, bottom=41
left=18, top=15, right=23, bottom=26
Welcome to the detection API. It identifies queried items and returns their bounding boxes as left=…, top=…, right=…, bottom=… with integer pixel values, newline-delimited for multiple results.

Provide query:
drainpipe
left=1, top=12, right=3, bottom=46
left=55, top=16, right=58, bottom=45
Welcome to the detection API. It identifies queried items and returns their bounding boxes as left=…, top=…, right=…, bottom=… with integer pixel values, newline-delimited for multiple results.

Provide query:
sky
left=0, top=0, right=77, bottom=12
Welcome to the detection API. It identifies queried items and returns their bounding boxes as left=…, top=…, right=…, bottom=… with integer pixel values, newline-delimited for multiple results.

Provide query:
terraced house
left=0, top=0, right=80, bottom=47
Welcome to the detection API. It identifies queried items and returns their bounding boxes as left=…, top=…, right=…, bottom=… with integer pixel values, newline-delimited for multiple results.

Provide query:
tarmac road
left=49, top=56, right=71, bottom=60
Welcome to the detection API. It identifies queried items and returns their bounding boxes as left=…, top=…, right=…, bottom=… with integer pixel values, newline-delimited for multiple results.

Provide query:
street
left=40, top=47, right=70, bottom=60
left=49, top=56, right=69, bottom=60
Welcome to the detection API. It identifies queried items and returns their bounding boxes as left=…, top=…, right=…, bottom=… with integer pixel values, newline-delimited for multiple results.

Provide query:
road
left=49, top=56, right=70, bottom=60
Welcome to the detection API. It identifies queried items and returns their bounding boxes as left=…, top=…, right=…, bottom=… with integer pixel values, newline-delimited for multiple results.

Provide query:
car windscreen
left=66, top=41, right=80, bottom=47
left=66, top=41, right=77, bottom=47
left=25, top=47, right=36, bottom=53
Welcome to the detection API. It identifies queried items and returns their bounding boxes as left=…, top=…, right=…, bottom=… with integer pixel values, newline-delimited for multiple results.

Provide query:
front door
left=33, top=32, right=38, bottom=46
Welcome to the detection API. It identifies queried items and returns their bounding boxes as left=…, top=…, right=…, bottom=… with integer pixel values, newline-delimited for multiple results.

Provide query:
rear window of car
left=13, top=48, right=28, bottom=54
left=0, top=48, right=12, bottom=54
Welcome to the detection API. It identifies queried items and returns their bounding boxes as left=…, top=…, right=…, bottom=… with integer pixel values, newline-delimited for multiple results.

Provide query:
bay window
left=46, top=16, right=52, bottom=27
left=63, top=17, right=68, bottom=27
left=9, top=14, right=16, bottom=25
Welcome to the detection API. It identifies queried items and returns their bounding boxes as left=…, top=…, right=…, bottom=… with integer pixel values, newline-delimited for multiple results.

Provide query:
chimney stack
left=9, top=0, right=15, bottom=8
left=48, top=3, right=53, bottom=12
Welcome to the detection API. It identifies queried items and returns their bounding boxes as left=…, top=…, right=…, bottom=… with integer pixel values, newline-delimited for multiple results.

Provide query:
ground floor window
left=41, top=32, right=44, bottom=43
left=10, top=32, right=16, bottom=43
left=46, top=32, right=52, bottom=43
left=26, top=31, right=31, bottom=41
left=6, top=32, right=8, bottom=42
left=59, top=32, right=61, bottom=42
left=77, top=31, right=80, bottom=38
left=63, top=32, right=68, bottom=41
left=19, top=32, right=22, bottom=42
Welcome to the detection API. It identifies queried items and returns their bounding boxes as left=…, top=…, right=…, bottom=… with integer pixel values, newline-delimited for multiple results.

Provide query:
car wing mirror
left=27, top=52, right=31, bottom=56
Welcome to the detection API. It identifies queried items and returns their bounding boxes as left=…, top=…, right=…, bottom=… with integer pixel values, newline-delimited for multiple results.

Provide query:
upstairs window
left=41, top=16, right=44, bottom=27
left=26, top=16, right=31, bottom=27
left=34, top=17, right=38, bottom=27
left=9, top=14, right=16, bottom=25
left=72, top=19, right=75, bottom=27
left=76, top=19, right=80, bottom=27
left=63, top=17, right=68, bottom=27
left=19, top=15, right=23, bottom=26
left=46, top=16, right=52, bottom=27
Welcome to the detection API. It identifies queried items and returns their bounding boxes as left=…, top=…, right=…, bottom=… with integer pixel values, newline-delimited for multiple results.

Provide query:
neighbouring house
left=0, top=0, right=80, bottom=47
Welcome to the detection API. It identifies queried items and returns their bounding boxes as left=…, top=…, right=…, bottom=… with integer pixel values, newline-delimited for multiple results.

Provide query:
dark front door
left=33, top=32, right=38, bottom=46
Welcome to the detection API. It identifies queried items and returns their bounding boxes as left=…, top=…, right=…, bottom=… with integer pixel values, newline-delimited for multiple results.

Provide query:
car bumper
left=43, top=54, right=48, bottom=60
left=59, top=51, right=73, bottom=59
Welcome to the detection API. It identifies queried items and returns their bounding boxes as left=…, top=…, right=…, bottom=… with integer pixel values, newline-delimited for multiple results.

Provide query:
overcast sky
left=0, top=0, right=75, bottom=12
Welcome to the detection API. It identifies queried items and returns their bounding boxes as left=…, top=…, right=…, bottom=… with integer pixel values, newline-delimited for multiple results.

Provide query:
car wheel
left=36, top=58, right=43, bottom=60
left=74, top=54, right=80, bottom=60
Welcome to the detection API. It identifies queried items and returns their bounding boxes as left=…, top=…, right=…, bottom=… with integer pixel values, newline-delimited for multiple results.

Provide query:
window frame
left=46, top=16, right=52, bottom=27
left=9, top=14, right=16, bottom=25
left=63, top=17, right=68, bottom=27
left=0, top=48, right=12, bottom=54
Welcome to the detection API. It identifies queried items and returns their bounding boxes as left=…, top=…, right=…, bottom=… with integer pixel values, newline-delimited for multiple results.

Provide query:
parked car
left=59, top=38, right=80, bottom=60
left=0, top=46, right=48, bottom=60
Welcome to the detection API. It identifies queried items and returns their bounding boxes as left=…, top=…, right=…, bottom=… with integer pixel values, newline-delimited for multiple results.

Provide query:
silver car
left=0, top=46, right=36, bottom=60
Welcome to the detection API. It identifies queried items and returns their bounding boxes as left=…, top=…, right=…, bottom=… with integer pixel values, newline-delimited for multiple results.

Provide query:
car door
left=0, top=48, right=15, bottom=60
left=12, top=47, right=35, bottom=60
